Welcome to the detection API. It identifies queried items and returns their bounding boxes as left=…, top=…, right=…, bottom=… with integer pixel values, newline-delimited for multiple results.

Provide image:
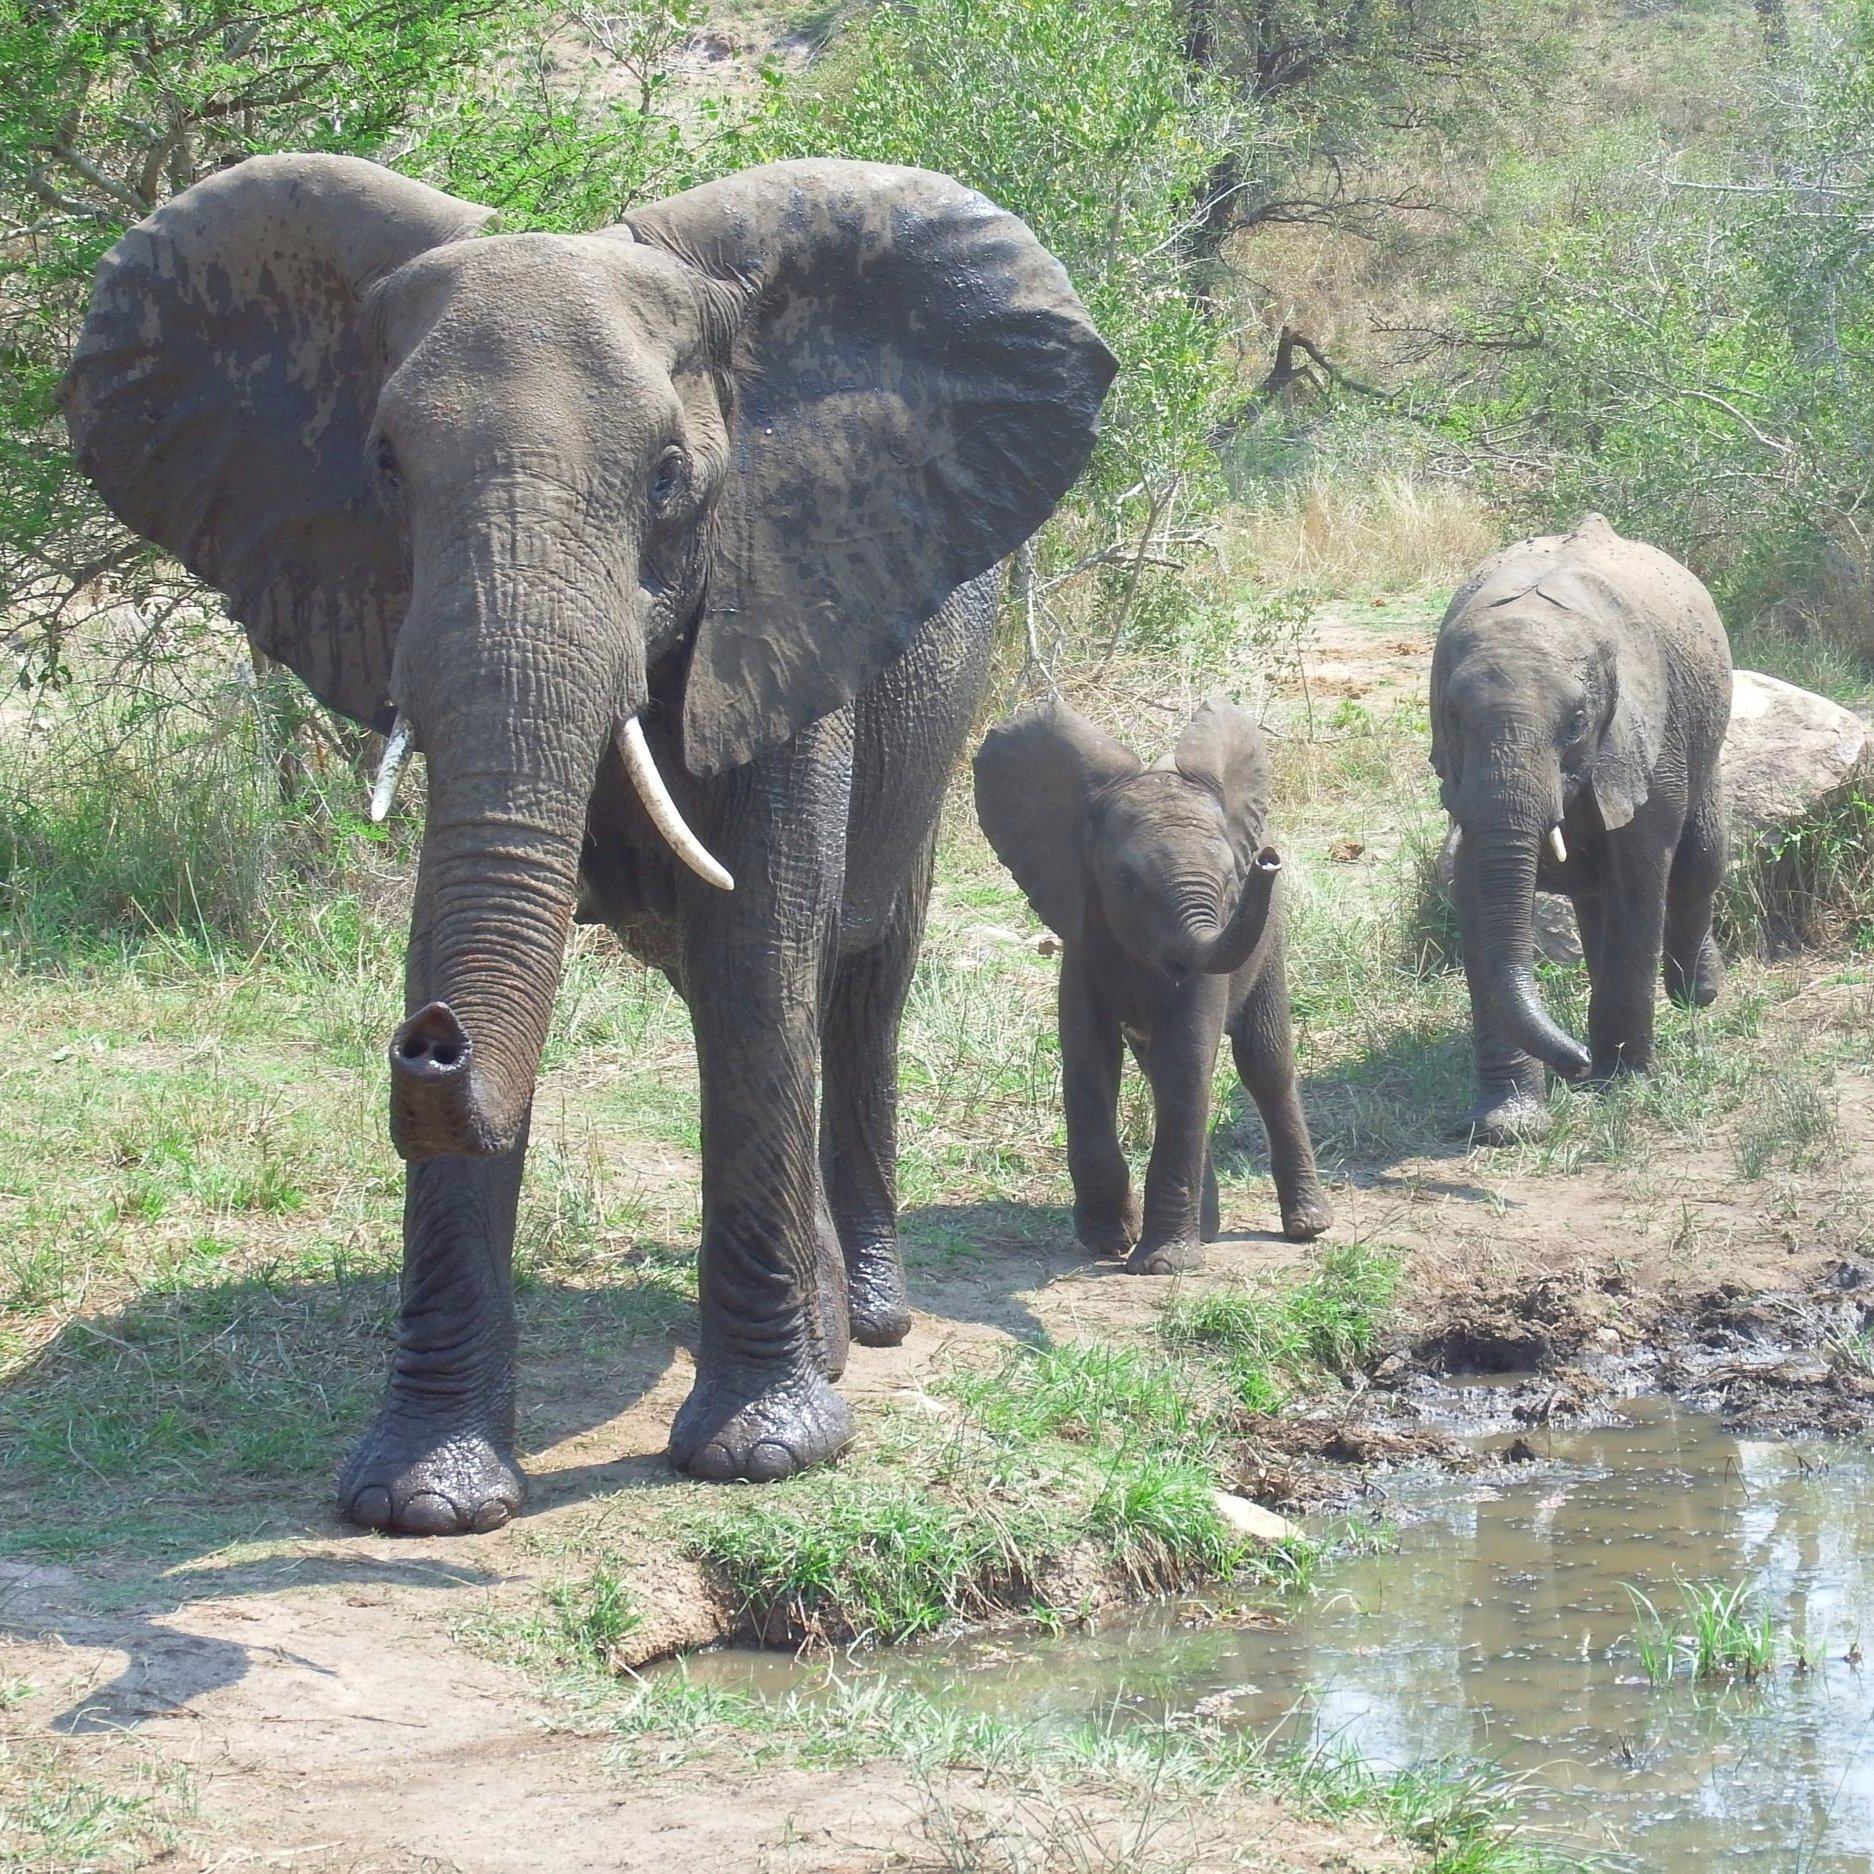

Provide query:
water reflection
left=682, top=1400, right=1874, bottom=1872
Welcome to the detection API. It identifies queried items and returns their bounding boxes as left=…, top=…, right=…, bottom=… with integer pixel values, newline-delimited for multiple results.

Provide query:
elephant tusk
left=1440, top=820, right=1462, bottom=864
left=616, top=715, right=735, bottom=892
left=1547, top=826, right=1568, bottom=864
left=368, top=714, right=413, bottom=824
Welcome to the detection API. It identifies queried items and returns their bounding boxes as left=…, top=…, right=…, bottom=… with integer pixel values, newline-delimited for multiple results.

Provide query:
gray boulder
left=1722, top=669, right=1870, bottom=841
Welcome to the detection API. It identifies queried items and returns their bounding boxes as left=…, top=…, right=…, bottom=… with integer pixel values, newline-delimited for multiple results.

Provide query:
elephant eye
left=649, top=444, right=688, bottom=516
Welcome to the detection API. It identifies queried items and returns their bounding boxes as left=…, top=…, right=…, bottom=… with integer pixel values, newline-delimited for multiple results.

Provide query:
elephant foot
left=1457, top=1092, right=1550, bottom=1147
left=1588, top=1055, right=1649, bottom=1088
left=1126, top=1236, right=1205, bottom=1276
left=1074, top=1198, right=1141, bottom=1261
left=339, top=1412, right=523, bottom=1536
left=1668, top=936, right=1723, bottom=1009
left=668, top=1365, right=855, bottom=1482
left=1280, top=1191, right=1334, bottom=1241
left=846, top=1238, right=912, bottom=1348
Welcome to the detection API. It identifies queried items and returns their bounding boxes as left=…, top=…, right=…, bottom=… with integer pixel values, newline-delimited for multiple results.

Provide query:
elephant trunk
left=389, top=803, right=585, bottom=1161
left=1461, top=821, right=1592, bottom=1081
left=1191, top=847, right=1282, bottom=976
left=387, top=546, right=629, bottom=1163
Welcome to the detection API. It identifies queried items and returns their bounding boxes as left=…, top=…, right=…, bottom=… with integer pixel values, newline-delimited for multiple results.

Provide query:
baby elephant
left=1433, top=513, right=1732, bottom=1143
left=974, top=699, right=1332, bottom=1272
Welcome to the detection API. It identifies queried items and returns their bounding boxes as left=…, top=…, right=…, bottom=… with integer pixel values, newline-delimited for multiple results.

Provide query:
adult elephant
left=61, top=153, right=1114, bottom=1533
left=1431, top=514, right=1731, bottom=1144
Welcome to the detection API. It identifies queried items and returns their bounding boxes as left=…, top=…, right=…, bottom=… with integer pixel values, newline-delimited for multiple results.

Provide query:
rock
left=1723, top=670, right=1871, bottom=840
left=1531, top=892, right=1583, bottom=966
left=1211, top=1490, right=1304, bottom=1545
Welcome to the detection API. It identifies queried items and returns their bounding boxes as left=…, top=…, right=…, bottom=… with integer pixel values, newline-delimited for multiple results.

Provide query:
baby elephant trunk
left=1191, top=847, right=1283, bottom=976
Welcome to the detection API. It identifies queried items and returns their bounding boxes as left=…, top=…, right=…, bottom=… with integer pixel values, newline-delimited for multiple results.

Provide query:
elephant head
left=62, top=154, right=1116, bottom=1160
left=974, top=698, right=1282, bottom=977
left=1429, top=523, right=1663, bottom=1081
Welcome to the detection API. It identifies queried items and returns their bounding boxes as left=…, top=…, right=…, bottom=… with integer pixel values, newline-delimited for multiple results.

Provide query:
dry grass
left=1223, top=473, right=1498, bottom=599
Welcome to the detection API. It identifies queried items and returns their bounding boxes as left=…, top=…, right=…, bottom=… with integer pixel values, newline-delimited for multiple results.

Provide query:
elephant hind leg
left=1664, top=788, right=1726, bottom=1009
left=818, top=835, right=933, bottom=1348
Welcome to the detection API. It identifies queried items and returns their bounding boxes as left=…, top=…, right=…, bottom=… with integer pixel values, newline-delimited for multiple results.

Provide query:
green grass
left=1163, top=1240, right=1403, bottom=1407
left=1720, top=790, right=1874, bottom=957
left=542, top=1565, right=644, bottom=1672
left=482, top=1653, right=1591, bottom=1873
left=675, top=1253, right=1410, bottom=1651
left=0, top=1734, right=196, bottom=1872
left=1623, top=1579, right=1780, bottom=1685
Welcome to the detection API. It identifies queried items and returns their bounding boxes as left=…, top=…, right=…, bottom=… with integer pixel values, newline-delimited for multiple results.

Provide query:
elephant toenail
left=746, top=1439, right=797, bottom=1483
left=347, top=1485, right=393, bottom=1530
left=686, top=1441, right=737, bottom=1481
left=470, top=1498, right=511, bottom=1533
left=395, top=1491, right=463, bottom=1536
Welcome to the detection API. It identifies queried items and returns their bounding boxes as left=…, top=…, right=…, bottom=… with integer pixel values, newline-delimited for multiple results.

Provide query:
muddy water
left=687, top=1400, right=1874, bottom=1872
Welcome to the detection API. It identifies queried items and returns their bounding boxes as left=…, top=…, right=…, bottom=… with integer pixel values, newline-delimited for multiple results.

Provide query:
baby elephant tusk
left=1547, top=826, right=1568, bottom=864
left=1441, top=820, right=1463, bottom=864
left=368, top=714, right=413, bottom=824
left=616, top=715, right=735, bottom=892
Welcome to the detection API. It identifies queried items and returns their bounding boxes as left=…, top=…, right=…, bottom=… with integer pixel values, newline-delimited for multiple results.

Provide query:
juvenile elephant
left=1431, top=514, right=1732, bottom=1144
left=973, top=699, right=1332, bottom=1273
left=62, top=153, right=1114, bottom=1531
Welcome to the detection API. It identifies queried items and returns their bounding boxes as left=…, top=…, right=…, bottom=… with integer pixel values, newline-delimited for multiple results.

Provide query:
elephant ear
left=1534, top=563, right=1661, bottom=832
left=1591, top=669, right=1658, bottom=831
left=622, top=160, right=1118, bottom=775
left=59, top=154, right=494, bottom=729
left=973, top=700, right=1139, bottom=940
left=1171, top=699, right=1269, bottom=872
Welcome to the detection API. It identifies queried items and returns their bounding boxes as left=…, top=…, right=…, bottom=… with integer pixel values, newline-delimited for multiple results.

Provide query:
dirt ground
left=6, top=604, right=1872, bottom=1871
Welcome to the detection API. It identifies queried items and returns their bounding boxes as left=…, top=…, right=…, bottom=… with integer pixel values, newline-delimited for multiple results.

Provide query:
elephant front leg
left=1059, top=947, right=1139, bottom=1258
left=819, top=838, right=934, bottom=1348
left=1128, top=983, right=1228, bottom=1275
left=1590, top=827, right=1674, bottom=1080
left=339, top=1124, right=528, bottom=1535
left=1228, top=942, right=1332, bottom=1241
left=667, top=721, right=855, bottom=1483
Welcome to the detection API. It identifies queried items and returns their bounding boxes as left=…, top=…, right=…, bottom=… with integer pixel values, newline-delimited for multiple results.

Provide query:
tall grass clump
left=1164, top=1241, right=1402, bottom=1408
left=1623, top=1579, right=1779, bottom=1685
left=1719, top=791, right=1874, bottom=957
left=686, top=1468, right=1053, bottom=1648
left=0, top=658, right=402, bottom=962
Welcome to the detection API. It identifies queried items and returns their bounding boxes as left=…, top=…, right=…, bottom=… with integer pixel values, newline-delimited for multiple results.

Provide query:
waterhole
left=686, top=1398, right=1874, bottom=1871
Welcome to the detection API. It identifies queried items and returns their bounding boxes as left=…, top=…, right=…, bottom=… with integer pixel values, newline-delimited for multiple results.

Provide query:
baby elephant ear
left=973, top=700, right=1139, bottom=940
left=1592, top=676, right=1657, bottom=831
left=60, top=154, right=493, bottom=729
left=624, top=160, right=1117, bottom=775
left=1173, top=699, right=1270, bottom=870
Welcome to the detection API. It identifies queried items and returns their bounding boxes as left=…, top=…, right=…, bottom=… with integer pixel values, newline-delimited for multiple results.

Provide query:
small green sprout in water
left=1623, top=1578, right=1779, bottom=1684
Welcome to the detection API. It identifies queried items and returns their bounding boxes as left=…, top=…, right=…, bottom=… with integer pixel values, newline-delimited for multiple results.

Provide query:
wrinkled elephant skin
left=61, top=153, right=1115, bottom=1530
left=974, top=699, right=1332, bottom=1274
left=1430, top=513, right=1732, bottom=1144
